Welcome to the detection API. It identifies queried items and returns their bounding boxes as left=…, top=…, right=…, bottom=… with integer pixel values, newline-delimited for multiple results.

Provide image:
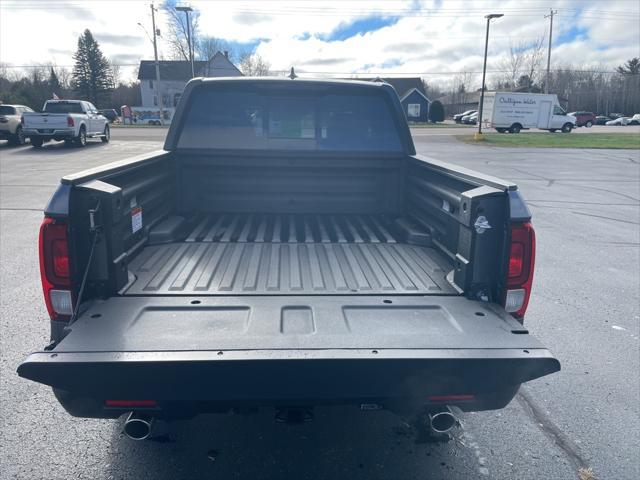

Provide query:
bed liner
left=124, top=213, right=456, bottom=296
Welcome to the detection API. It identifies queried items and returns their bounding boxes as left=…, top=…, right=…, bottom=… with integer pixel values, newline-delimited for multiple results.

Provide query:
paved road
left=1, top=131, right=638, bottom=479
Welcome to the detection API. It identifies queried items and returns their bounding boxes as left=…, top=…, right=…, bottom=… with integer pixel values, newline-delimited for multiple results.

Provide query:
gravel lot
left=1, top=129, right=638, bottom=479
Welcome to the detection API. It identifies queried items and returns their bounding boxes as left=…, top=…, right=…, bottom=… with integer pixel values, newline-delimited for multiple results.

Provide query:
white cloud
left=0, top=0, right=638, bottom=87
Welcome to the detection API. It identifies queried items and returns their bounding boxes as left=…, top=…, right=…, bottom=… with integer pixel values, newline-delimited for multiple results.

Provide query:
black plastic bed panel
left=125, top=214, right=455, bottom=296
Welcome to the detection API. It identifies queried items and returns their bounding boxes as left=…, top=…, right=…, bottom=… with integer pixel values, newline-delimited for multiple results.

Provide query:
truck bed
left=124, top=213, right=456, bottom=296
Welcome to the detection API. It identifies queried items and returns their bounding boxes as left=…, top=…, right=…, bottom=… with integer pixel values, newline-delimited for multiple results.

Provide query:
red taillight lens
left=39, top=217, right=73, bottom=320
left=504, top=222, right=536, bottom=317
left=105, top=400, right=157, bottom=408
left=52, top=239, right=70, bottom=278
left=67, top=116, right=74, bottom=127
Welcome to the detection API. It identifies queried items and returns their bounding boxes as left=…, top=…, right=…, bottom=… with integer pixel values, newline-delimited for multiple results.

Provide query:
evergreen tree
left=48, top=67, right=61, bottom=95
left=428, top=100, right=445, bottom=123
left=71, top=29, right=113, bottom=106
left=616, top=58, right=640, bottom=75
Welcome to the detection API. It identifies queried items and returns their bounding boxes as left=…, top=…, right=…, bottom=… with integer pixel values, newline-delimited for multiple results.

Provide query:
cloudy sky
left=1, top=0, right=639, bottom=87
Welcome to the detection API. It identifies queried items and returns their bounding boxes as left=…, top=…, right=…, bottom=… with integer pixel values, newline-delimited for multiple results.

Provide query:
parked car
left=22, top=100, right=110, bottom=148
left=595, top=115, right=609, bottom=125
left=605, top=117, right=630, bottom=126
left=628, top=114, right=640, bottom=125
left=99, top=109, right=119, bottom=123
left=17, top=78, right=559, bottom=441
left=461, top=113, right=476, bottom=124
left=568, top=111, right=596, bottom=127
left=453, top=109, right=476, bottom=123
left=0, top=104, right=34, bottom=145
left=466, top=112, right=478, bottom=125
left=608, top=113, right=624, bottom=120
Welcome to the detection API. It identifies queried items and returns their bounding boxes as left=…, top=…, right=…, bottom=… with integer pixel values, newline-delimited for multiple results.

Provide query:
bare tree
left=198, top=37, right=232, bottom=62
left=162, top=2, right=200, bottom=61
left=239, top=52, right=271, bottom=76
left=109, top=61, right=121, bottom=87
left=498, top=41, right=525, bottom=88
left=522, top=36, right=546, bottom=91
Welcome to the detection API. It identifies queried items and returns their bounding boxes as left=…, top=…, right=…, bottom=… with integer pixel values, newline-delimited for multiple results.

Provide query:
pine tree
left=48, top=67, right=61, bottom=94
left=71, top=29, right=113, bottom=106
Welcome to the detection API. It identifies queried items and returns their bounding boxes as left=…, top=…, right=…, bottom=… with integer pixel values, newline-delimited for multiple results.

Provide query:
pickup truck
left=18, top=78, right=559, bottom=441
left=22, top=99, right=110, bottom=148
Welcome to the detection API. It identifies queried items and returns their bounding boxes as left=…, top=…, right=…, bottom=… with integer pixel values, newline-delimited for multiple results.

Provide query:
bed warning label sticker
left=131, top=207, right=143, bottom=233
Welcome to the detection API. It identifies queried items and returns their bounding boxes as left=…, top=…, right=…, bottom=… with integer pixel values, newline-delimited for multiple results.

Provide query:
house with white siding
left=136, top=51, right=242, bottom=111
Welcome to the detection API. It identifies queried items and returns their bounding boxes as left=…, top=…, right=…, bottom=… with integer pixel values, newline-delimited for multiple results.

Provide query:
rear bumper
left=19, top=347, right=559, bottom=418
left=23, top=128, right=75, bottom=138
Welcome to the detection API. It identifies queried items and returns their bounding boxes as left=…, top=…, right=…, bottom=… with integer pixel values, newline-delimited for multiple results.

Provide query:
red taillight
left=67, top=116, right=74, bottom=127
left=504, top=222, right=536, bottom=318
left=428, top=394, right=475, bottom=402
left=105, top=400, right=157, bottom=408
left=39, top=217, right=73, bottom=320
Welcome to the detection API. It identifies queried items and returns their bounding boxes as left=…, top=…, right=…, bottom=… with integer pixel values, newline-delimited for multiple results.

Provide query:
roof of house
left=138, top=51, right=242, bottom=80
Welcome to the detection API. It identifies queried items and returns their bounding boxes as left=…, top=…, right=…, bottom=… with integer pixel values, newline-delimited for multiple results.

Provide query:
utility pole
left=544, top=8, right=557, bottom=94
left=150, top=3, right=165, bottom=125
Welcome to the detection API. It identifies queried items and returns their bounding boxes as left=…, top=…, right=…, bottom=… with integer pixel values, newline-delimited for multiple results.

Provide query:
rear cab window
left=176, top=83, right=404, bottom=153
left=0, top=106, right=16, bottom=115
left=43, top=102, right=84, bottom=114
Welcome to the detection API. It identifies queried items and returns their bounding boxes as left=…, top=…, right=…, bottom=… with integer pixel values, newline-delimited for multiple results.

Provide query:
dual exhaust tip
left=122, top=407, right=457, bottom=441
left=428, top=407, right=457, bottom=434
left=123, top=412, right=154, bottom=441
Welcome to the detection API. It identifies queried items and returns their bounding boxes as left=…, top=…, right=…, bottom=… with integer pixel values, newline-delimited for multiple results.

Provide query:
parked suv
left=629, top=114, right=640, bottom=125
left=568, top=111, right=596, bottom=127
left=0, top=104, right=34, bottom=145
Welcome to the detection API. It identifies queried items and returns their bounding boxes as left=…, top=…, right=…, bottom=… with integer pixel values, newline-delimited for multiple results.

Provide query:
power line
left=2, top=64, right=634, bottom=76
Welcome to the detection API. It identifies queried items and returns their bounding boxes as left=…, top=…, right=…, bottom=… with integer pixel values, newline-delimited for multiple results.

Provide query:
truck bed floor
left=124, top=214, right=456, bottom=296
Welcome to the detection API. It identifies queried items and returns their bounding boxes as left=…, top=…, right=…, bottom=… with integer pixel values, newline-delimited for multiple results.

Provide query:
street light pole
left=476, top=13, right=504, bottom=140
left=176, top=5, right=195, bottom=78
left=150, top=3, right=164, bottom=125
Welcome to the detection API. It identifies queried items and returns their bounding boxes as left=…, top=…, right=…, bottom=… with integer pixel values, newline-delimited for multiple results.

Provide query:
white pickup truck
left=22, top=100, right=110, bottom=148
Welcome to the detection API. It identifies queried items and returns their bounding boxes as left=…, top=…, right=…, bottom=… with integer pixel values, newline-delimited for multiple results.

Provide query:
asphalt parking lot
left=1, top=129, right=638, bottom=479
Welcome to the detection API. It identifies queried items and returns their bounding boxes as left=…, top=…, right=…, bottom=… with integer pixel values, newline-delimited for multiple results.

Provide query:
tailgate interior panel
left=50, top=296, right=540, bottom=352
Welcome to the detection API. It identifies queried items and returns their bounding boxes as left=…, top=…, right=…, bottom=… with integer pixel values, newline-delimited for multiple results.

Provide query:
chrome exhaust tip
left=429, top=408, right=457, bottom=434
left=123, top=412, right=154, bottom=440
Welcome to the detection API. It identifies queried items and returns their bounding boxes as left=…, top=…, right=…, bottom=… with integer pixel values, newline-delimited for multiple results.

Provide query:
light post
left=475, top=13, right=503, bottom=140
left=175, top=5, right=195, bottom=78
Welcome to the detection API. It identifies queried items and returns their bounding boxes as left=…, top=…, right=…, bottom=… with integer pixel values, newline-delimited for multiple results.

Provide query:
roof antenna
left=288, top=67, right=297, bottom=79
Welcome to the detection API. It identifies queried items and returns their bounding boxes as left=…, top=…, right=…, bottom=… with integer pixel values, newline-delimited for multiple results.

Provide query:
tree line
left=430, top=37, right=640, bottom=116
left=0, top=29, right=140, bottom=111
left=0, top=15, right=268, bottom=112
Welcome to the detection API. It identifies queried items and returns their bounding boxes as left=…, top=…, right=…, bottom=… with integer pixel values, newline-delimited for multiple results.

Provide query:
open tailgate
left=18, top=296, right=559, bottom=403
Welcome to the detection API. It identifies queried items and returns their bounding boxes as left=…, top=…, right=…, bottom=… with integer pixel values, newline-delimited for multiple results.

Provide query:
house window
left=407, top=103, right=420, bottom=117
left=149, top=80, right=154, bottom=89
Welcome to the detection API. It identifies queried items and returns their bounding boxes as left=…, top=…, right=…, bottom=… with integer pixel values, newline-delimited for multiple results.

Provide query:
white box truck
left=480, top=92, right=576, bottom=133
